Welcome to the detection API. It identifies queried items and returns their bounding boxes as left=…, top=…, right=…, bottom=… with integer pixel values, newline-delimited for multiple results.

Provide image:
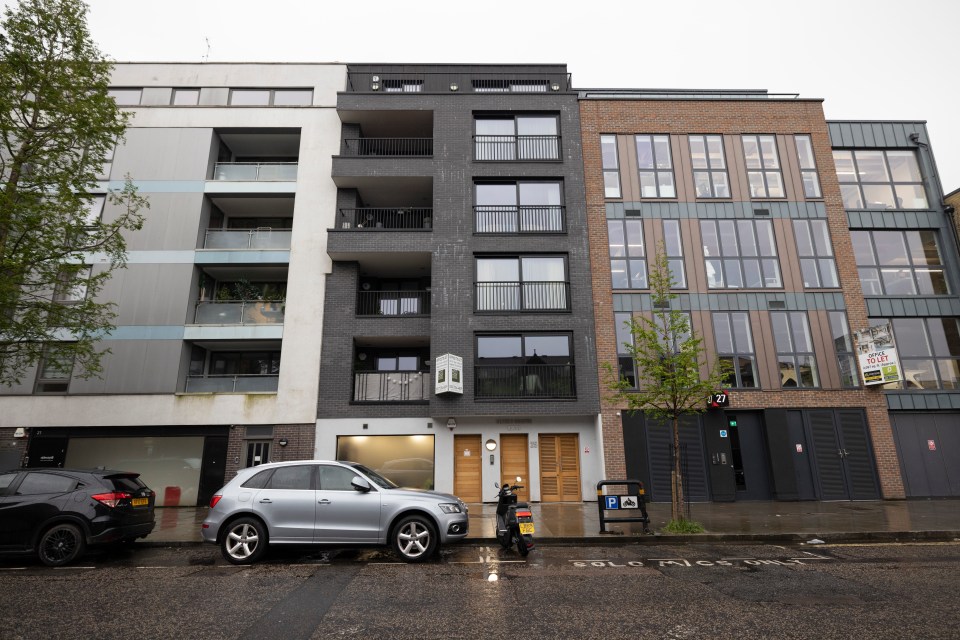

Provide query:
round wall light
left=485, top=439, right=497, bottom=451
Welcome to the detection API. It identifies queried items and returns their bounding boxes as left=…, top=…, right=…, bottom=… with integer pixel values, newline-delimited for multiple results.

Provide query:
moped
left=495, top=478, right=535, bottom=556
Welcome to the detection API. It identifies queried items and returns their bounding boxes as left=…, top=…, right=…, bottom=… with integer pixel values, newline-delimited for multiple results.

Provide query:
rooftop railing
left=212, top=162, right=298, bottom=181
left=346, top=72, right=573, bottom=94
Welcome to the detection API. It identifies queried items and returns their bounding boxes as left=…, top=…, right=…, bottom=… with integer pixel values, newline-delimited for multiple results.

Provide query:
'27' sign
left=709, top=391, right=730, bottom=408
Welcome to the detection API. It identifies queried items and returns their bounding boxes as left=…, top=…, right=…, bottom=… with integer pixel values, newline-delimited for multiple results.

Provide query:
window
left=336, top=436, right=436, bottom=490
left=475, top=181, right=564, bottom=232
left=851, top=230, right=949, bottom=296
left=210, top=351, right=281, bottom=375
left=741, top=135, right=784, bottom=198
left=16, top=473, right=76, bottom=495
left=475, top=116, right=559, bottom=160
left=475, top=333, right=574, bottom=399
left=265, top=465, right=313, bottom=490
left=829, top=312, right=858, bottom=388
left=171, top=88, right=200, bottom=105
left=615, top=312, right=637, bottom=388
left=662, top=220, right=686, bottom=288
left=246, top=441, right=271, bottom=468
left=874, top=317, right=960, bottom=390
left=689, top=135, right=730, bottom=198
left=712, top=312, right=758, bottom=388
left=771, top=312, right=819, bottom=388
left=793, top=220, right=839, bottom=288
left=107, top=88, right=141, bottom=105
left=475, top=256, right=568, bottom=311
left=82, top=195, right=105, bottom=227
left=97, top=146, right=115, bottom=181
left=600, top=135, right=621, bottom=198
left=700, top=219, right=781, bottom=289
left=318, top=465, right=359, bottom=491
left=794, top=135, right=822, bottom=198
left=608, top=219, right=646, bottom=289
left=35, top=347, right=74, bottom=394
left=635, top=135, right=675, bottom=198
left=229, top=89, right=313, bottom=106
left=53, top=266, right=90, bottom=303
left=833, top=149, right=928, bottom=209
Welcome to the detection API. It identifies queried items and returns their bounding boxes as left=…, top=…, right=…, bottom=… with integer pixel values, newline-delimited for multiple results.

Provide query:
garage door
left=891, top=413, right=960, bottom=497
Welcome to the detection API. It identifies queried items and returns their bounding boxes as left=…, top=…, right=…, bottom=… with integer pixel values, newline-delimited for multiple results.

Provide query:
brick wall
left=223, top=423, right=315, bottom=482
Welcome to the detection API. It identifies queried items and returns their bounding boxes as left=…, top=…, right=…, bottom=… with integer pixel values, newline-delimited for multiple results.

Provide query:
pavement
left=147, top=498, right=960, bottom=547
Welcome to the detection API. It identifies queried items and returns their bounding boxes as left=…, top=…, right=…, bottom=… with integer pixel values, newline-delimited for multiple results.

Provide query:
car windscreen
left=348, top=463, right=399, bottom=489
left=107, top=475, right=148, bottom=492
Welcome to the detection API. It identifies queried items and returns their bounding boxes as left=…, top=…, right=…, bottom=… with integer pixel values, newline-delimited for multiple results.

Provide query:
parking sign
left=604, top=496, right=620, bottom=510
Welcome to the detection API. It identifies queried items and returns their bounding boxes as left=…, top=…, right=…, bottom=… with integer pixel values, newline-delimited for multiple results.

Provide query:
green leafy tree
left=0, top=0, right=147, bottom=385
left=606, top=247, right=729, bottom=528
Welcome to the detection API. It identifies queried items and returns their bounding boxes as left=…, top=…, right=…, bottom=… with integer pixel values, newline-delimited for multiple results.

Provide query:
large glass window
left=475, top=115, right=559, bottom=160
left=662, top=219, right=686, bottom=288
left=475, top=181, right=563, bottom=233
left=171, top=88, right=200, bottom=105
left=615, top=312, right=637, bottom=388
left=851, top=230, right=949, bottom=296
left=689, top=135, right=730, bottom=198
left=833, top=149, right=928, bottom=209
left=700, top=219, right=781, bottom=289
left=475, top=333, right=574, bottom=399
left=873, top=317, right=960, bottom=390
left=53, top=266, right=91, bottom=303
left=712, top=312, right=758, bottom=388
left=107, top=88, right=141, bottom=105
left=337, top=435, right=436, bottom=490
left=742, top=135, right=785, bottom=198
left=793, top=220, right=839, bottom=288
left=794, top=135, right=822, bottom=198
left=829, top=311, right=858, bottom=388
left=34, top=346, right=73, bottom=394
left=475, top=256, right=568, bottom=311
left=601, top=135, right=621, bottom=198
left=771, top=312, right=819, bottom=388
left=608, top=219, right=646, bottom=289
left=229, top=89, right=313, bottom=106
left=635, top=135, right=675, bottom=198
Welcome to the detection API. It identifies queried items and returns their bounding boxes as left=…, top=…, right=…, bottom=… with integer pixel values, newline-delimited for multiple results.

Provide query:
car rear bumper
left=88, top=520, right=156, bottom=545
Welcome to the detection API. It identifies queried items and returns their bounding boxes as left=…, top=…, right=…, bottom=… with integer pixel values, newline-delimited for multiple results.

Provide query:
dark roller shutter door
left=837, top=410, right=880, bottom=500
left=645, top=415, right=709, bottom=502
left=808, top=410, right=846, bottom=500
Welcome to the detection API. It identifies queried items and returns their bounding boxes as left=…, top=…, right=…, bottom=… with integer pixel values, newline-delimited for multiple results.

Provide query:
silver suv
left=201, top=460, right=468, bottom=564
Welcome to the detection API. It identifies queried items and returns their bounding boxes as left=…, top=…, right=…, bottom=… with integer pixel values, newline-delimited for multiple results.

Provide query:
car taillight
left=91, top=492, right=131, bottom=508
left=210, top=495, right=222, bottom=509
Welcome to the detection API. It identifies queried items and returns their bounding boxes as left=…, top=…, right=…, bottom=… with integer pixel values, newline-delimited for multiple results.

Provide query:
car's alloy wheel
left=221, top=517, right=267, bottom=565
left=38, top=523, right=85, bottom=567
left=392, top=515, right=437, bottom=562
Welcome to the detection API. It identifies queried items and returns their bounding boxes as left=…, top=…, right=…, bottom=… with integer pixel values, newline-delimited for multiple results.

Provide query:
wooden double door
left=539, top=433, right=581, bottom=502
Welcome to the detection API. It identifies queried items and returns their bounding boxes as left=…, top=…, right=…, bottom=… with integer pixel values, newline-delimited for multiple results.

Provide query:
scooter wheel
left=517, top=534, right=533, bottom=557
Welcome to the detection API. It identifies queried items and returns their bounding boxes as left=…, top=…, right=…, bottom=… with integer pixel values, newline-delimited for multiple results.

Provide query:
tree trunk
left=672, top=415, right=684, bottom=521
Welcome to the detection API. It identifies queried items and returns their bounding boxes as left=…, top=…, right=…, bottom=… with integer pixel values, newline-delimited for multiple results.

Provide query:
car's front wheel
left=391, top=515, right=437, bottom=563
left=221, top=517, right=267, bottom=565
left=38, top=523, right=86, bottom=567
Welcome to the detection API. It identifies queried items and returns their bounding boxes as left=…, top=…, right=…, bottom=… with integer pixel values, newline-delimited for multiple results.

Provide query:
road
left=1, top=541, right=958, bottom=639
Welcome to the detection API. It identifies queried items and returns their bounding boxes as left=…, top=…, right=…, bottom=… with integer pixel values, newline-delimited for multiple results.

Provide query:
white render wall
left=0, top=63, right=345, bottom=429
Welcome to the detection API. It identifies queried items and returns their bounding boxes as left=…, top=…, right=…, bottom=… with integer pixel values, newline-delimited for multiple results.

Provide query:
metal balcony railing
left=202, top=229, right=292, bottom=249
left=185, top=374, right=279, bottom=393
left=194, top=301, right=286, bottom=325
left=475, top=281, right=570, bottom=312
left=474, top=364, right=576, bottom=399
left=357, top=290, right=431, bottom=316
left=341, top=138, right=433, bottom=157
left=353, top=371, right=430, bottom=402
left=212, top=162, right=298, bottom=181
left=474, top=135, right=562, bottom=161
left=345, top=72, right=573, bottom=93
left=475, top=205, right=565, bottom=233
left=338, top=208, right=433, bottom=230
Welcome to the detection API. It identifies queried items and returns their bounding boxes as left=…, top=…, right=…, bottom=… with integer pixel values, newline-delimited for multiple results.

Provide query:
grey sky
left=8, top=0, right=960, bottom=190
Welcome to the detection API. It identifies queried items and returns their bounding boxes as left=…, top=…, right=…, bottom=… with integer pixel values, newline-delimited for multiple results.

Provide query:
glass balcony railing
left=212, top=162, right=298, bottom=181
left=194, top=301, right=285, bottom=325
left=202, top=229, right=292, bottom=249
left=185, top=374, right=279, bottom=393
left=353, top=371, right=430, bottom=402
left=474, top=364, right=575, bottom=399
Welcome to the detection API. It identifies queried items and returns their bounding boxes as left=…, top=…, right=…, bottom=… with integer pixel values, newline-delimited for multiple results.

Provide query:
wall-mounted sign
left=708, top=391, right=730, bottom=408
left=719, top=430, right=728, bottom=438
left=853, top=322, right=902, bottom=386
left=796, top=444, right=803, bottom=453
left=434, top=353, right=463, bottom=395
left=928, top=440, right=936, bottom=451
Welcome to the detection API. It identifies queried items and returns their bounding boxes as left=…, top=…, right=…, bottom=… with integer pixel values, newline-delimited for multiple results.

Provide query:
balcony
left=357, top=290, right=430, bottom=316
left=341, top=138, right=432, bottom=157
left=474, top=135, right=561, bottom=161
left=353, top=371, right=430, bottom=402
left=213, top=162, right=298, bottom=181
left=185, top=374, right=279, bottom=393
left=475, top=281, right=570, bottom=312
left=194, top=300, right=285, bottom=325
left=345, top=71, right=572, bottom=94
left=203, top=229, right=292, bottom=250
left=338, top=207, right=432, bottom=231
left=474, top=364, right=576, bottom=399
left=475, top=205, right=565, bottom=233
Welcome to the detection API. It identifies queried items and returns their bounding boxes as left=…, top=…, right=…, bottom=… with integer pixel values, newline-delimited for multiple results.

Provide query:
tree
left=606, top=247, right=729, bottom=528
left=0, top=0, right=146, bottom=386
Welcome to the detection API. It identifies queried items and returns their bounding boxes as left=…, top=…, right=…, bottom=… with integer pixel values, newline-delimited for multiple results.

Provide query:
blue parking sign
left=605, top=496, right=620, bottom=510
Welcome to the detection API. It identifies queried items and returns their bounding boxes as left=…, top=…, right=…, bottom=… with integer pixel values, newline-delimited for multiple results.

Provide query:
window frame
left=712, top=312, right=759, bottom=389
left=608, top=218, right=647, bottom=289
left=600, top=135, right=622, bottom=199
left=171, top=88, right=200, bottom=106
left=793, top=219, right=840, bottom=289
left=474, top=180, right=565, bottom=233
left=228, top=88, right=314, bottom=106
left=34, top=346, right=74, bottom=394
left=474, top=114, right=560, bottom=161
left=107, top=88, right=142, bottom=106
left=474, top=255, right=570, bottom=312
left=872, top=316, right=960, bottom=390
left=741, top=134, right=785, bottom=199
left=771, top=311, right=820, bottom=389
left=662, top=219, right=687, bottom=289
left=851, top=229, right=949, bottom=296
left=700, top=219, right=782, bottom=289
left=635, top=134, right=676, bottom=198
left=794, top=135, right=822, bottom=198
left=688, top=134, right=731, bottom=198
left=829, top=311, right=859, bottom=388
left=833, top=148, right=928, bottom=210
left=614, top=312, right=637, bottom=389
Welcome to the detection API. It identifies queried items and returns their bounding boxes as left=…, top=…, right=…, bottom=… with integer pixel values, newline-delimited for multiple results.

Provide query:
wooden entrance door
left=500, top=434, right=529, bottom=502
left=453, top=434, right=482, bottom=503
left=539, top=433, right=581, bottom=502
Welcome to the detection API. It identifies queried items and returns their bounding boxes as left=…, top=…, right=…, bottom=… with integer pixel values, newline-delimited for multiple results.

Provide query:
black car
left=0, top=468, right=156, bottom=566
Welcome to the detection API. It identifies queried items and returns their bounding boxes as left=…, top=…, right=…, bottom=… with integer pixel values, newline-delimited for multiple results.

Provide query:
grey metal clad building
left=315, top=65, right=602, bottom=502
left=1, top=63, right=345, bottom=505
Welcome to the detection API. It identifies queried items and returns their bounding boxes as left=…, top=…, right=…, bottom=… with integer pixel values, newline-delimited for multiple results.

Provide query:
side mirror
left=351, top=476, right=372, bottom=493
